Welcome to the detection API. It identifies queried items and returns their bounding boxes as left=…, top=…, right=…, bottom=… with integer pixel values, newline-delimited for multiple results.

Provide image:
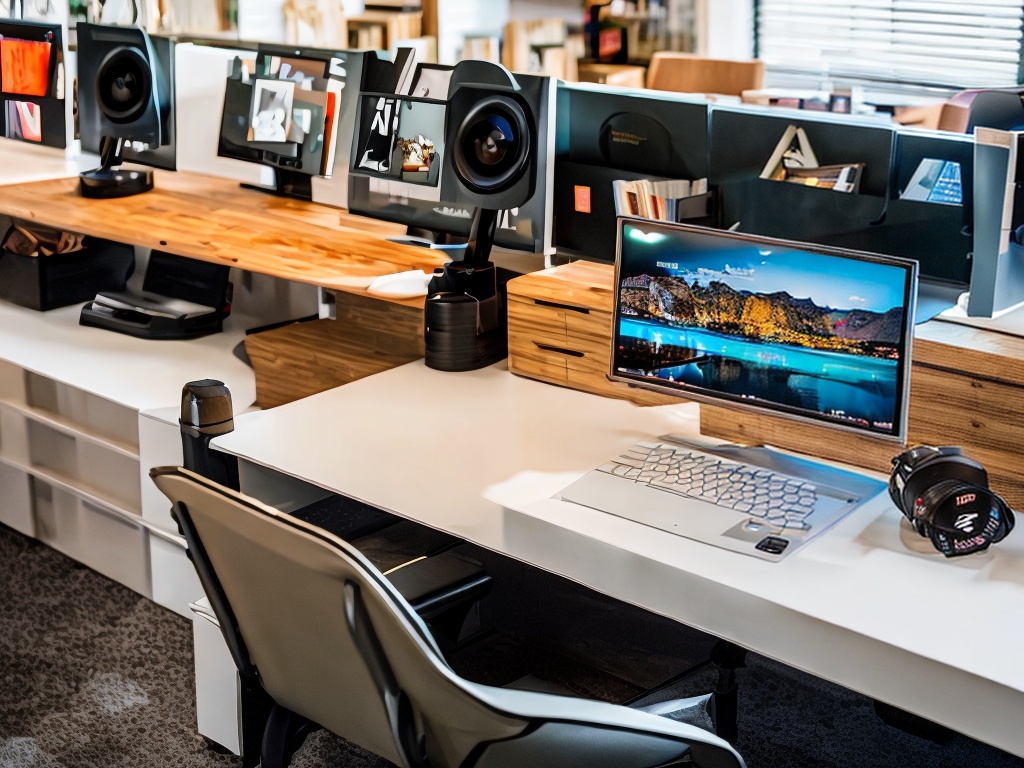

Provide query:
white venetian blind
left=755, top=1, right=1024, bottom=89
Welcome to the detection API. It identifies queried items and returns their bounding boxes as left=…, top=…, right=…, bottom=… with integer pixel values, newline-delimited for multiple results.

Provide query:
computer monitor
left=347, top=62, right=556, bottom=255
left=217, top=43, right=370, bottom=200
left=611, top=218, right=918, bottom=441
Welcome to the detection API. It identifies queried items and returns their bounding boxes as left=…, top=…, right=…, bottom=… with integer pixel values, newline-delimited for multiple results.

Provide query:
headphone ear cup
left=989, top=497, right=1015, bottom=544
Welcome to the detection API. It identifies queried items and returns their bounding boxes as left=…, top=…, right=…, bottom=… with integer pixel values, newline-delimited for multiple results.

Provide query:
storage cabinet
left=0, top=300, right=256, bottom=616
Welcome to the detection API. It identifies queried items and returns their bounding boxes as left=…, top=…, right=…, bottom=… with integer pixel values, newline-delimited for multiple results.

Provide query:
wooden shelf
left=0, top=171, right=448, bottom=300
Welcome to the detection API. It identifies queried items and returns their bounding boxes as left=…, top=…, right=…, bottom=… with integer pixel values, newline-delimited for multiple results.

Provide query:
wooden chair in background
left=646, top=52, right=765, bottom=97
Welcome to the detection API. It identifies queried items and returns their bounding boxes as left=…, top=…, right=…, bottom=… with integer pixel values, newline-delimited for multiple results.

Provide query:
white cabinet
left=0, top=300, right=256, bottom=610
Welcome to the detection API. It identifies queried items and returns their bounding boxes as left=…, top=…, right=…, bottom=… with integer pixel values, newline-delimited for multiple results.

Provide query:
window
left=754, top=1, right=1024, bottom=91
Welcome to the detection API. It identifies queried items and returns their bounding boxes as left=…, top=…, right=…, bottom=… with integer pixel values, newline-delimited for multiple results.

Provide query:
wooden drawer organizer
left=507, top=261, right=677, bottom=407
left=507, top=261, right=1024, bottom=508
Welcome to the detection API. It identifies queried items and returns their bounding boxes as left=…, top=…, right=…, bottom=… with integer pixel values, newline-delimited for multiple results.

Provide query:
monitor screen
left=218, top=45, right=359, bottom=179
left=611, top=219, right=917, bottom=440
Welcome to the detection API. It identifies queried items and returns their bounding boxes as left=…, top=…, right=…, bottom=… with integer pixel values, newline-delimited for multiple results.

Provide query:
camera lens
left=97, top=46, right=151, bottom=123
left=468, top=115, right=515, bottom=168
left=453, top=95, right=531, bottom=193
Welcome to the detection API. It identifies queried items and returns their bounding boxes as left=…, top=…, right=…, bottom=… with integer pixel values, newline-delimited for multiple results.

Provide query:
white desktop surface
left=0, top=142, right=98, bottom=186
left=212, top=361, right=1024, bottom=757
left=0, top=301, right=256, bottom=412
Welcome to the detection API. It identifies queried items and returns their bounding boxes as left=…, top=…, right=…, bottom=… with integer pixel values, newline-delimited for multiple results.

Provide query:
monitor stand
left=916, top=278, right=964, bottom=324
left=240, top=169, right=313, bottom=201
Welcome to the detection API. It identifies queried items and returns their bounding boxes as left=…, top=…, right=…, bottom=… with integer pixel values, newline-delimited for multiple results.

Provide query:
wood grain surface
left=0, top=171, right=447, bottom=301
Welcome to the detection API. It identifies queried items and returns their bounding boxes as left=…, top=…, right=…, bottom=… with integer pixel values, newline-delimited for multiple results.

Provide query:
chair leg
left=710, top=641, right=747, bottom=745
left=260, top=703, right=320, bottom=768
left=239, top=674, right=275, bottom=768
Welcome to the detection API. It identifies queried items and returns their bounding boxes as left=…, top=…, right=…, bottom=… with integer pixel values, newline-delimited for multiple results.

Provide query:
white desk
left=213, top=361, right=1024, bottom=758
left=0, top=141, right=98, bottom=186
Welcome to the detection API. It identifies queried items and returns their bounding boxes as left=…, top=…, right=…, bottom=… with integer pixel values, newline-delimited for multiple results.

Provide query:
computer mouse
left=367, top=270, right=432, bottom=299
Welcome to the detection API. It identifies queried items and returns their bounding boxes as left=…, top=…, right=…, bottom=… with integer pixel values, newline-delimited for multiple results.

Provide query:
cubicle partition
left=709, top=106, right=894, bottom=244
left=552, top=83, right=713, bottom=262
left=878, top=130, right=974, bottom=286
left=709, top=106, right=974, bottom=294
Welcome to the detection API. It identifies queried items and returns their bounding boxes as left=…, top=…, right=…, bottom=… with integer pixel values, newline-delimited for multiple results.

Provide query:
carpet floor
left=1, top=522, right=1021, bottom=768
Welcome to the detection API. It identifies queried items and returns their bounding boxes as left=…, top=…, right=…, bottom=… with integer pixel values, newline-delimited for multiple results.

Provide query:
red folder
left=0, top=38, right=51, bottom=97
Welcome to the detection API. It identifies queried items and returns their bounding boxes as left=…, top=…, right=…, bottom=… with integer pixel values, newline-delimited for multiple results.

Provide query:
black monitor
left=611, top=218, right=917, bottom=441
left=0, top=18, right=69, bottom=149
left=76, top=23, right=176, bottom=198
left=347, top=62, right=556, bottom=256
left=552, top=82, right=712, bottom=263
left=217, top=44, right=373, bottom=200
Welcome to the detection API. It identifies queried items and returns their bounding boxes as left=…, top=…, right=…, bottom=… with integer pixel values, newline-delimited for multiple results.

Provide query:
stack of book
left=612, top=177, right=709, bottom=221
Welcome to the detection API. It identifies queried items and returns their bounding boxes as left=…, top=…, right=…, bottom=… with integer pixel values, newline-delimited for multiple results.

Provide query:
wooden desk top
left=0, top=170, right=450, bottom=298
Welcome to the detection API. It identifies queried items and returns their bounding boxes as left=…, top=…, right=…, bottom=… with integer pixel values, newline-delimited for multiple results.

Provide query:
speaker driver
left=96, top=46, right=152, bottom=124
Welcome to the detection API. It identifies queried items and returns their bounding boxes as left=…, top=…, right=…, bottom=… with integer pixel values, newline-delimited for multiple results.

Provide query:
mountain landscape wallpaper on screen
left=618, top=275, right=903, bottom=361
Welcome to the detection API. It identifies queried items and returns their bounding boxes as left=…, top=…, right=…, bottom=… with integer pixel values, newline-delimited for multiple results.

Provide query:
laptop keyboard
left=598, top=441, right=818, bottom=532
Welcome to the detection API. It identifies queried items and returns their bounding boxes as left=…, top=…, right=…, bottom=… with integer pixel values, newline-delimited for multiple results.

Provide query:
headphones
left=888, top=446, right=1015, bottom=557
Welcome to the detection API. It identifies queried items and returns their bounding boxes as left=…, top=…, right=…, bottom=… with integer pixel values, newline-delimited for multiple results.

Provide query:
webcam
left=440, top=60, right=537, bottom=215
left=426, top=61, right=538, bottom=371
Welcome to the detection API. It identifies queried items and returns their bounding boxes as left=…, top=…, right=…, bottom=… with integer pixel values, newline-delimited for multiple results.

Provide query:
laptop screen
left=611, top=219, right=918, bottom=440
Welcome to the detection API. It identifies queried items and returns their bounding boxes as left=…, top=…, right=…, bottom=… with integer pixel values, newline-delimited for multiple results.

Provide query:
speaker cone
left=96, top=46, right=152, bottom=124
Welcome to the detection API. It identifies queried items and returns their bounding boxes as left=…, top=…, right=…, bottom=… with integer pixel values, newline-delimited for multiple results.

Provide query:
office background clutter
left=1, top=2, right=1024, bottom=768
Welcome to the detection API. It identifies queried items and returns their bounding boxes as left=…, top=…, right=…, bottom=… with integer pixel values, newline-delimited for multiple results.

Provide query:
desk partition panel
left=552, top=83, right=712, bottom=262
left=709, top=107, right=895, bottom=247
left=710, top=106, right=974, bottom=289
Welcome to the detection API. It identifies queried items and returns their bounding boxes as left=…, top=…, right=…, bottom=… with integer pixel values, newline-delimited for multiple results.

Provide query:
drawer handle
left=534, top=342, right=585, bottom=358
left=534, top=299, right=590, bottom=314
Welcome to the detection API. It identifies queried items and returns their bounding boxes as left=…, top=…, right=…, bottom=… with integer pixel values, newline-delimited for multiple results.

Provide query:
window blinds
left=755, top=1, right=1024, bottom=89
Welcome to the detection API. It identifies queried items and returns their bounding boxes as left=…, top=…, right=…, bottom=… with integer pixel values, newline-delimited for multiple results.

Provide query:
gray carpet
left=1, top=522, right=1022, bottom=768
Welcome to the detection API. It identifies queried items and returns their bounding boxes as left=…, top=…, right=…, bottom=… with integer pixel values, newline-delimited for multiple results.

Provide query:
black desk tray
left=79, top=300, right=226, bottom=340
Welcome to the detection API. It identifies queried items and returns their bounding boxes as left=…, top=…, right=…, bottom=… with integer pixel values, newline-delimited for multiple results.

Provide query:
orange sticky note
left=574, top=185, right=591, bottom=214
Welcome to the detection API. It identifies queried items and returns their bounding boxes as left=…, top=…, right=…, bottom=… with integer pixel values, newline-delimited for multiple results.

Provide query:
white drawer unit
left=0, top=301, right=256, bottom=602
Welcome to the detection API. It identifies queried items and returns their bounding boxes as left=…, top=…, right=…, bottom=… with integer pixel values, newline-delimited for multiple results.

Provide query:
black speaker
left=76, top=23, right=174, bottom=198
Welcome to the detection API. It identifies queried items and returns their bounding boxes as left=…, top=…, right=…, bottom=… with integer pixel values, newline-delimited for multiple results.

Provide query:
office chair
left=152, top=466, right=746, bottom=768
left=646, top=52, right=765, bottom=97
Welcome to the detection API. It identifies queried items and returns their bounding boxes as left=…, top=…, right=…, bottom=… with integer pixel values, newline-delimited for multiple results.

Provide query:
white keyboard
left=556, top=437, right=884, bottom=560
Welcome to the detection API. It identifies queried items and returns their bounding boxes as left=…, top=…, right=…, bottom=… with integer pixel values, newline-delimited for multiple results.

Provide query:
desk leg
left=712, top=641, right=747, bottom=745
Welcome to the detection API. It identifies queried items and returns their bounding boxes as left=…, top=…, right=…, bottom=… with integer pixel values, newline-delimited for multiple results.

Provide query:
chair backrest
left=151, top=466, right=745, bottom=768
left=646, top=52, right=765, bottom=96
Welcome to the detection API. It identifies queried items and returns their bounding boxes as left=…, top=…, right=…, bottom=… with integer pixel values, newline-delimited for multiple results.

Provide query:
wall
left=702, top=0, right=754, bottom=59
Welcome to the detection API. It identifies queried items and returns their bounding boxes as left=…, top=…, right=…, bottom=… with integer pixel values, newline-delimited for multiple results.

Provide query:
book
left=612, top=177, right=710, bottom=222
left=761, top=123, right=863, bottom=193
left=784, top=163, right=864, bottom=193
